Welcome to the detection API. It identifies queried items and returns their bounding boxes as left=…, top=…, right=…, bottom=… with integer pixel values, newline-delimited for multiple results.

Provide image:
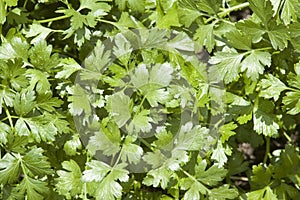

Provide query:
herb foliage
left=0, top=0, right=300, bottom=199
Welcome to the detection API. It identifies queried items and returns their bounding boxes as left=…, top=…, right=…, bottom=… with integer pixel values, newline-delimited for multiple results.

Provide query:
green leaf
left=35, top=93, right=63, bottom=113
left=22, top=148, right=53, bottom=176
left=247, top=187, right=277, bottom=200
left=13, top=90, right=36, bottom=116
left=107, top=92, right=131, bottom=128
left=113, top=33, right=133, bottom=65
left=267, top=24, right=289, bottom=50
left=0, top=1, right=6, bottom=24
left=23, top=22, right=53, bottom=44
left=280, top=0, right=300, bottom=25
left=63, top=134, right=82, bottom=156
left=253, top=99, right=279, bottom=137
left=178, top=7, right=201, bottom=27
left=121, top=136, right=143, bottom=164
left=83, top=40, right=111, bottom=73
left=0, top=122, right=11, bottom=144
left=87, top=123, right=121, bottom=156
left=241, top=50, right=271, bottom=81
left=56, top=160, right=83, bottom=197
left=194, top=23, right=215, bottom=53
left=0, top=59, right=28, bottom=91
left=195, top=160, right=227, bottom=186
left=129, top=109, right=152, bottom=133
left=5, top=0, right=18, bottom=6
left=26, top=69, right=51, bottom=94
left=29, top=41, right=60, bottom=71
left=156, top=2, right=181, bottom=28
left=83, top=162, right=129, bottom=200
left=82, top=160, right=110, bottom=182
left=273, top=145, right=300, bottom=184
left=220, top=122, right=237, bottom=143
left=211, top=142, right=228, bottom=167
left=209, top=184, right=238, bottom=200
left=250, top=164, right=272, bottom=189
left=55, top=58, right=82, bottom=79
left=0, top=88, right=14, bottom=114
left=0, top=36, right=29, bottom=60
left=115, top=0, right=145, bottom=12
left=282, top=90, right=300, bottom=115
left=143, top=166, right=172, bottom=189
left=182, top=180, right=206, bottom=200
left=209, top=48, right=244, bottom=84
left=13, top=176, right=49, bottom=200
left=236, top=19, right=265, bottom=43
left=67, top=84, right=92, bottom=116
left=0, top=153, right=20, bottom=184
left=175, top=123, right=212, bottom=152
left=225, top=29, right=252, bottom=51
left=248, top=0, right=273, bottom=25
left=259, top=74, right=288, bottom=101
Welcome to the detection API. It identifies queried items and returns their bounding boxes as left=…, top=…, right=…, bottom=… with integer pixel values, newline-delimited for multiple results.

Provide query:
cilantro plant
left=0, top=0, right=300, bottom=199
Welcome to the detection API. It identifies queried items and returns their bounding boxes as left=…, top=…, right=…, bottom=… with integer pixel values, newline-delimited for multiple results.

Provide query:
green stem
left=4, top=105, right=13, bottom=129
left=23, top=0, right=28, bottom=8
left=37, top=15, right=70, bottom=23
left=283, top=131, right=292, bottom=143
left=205, top=2, right=250, bottom=24
left=218, top=2, right=250, bottom=18
left=139, top=138, right=153, bottom=151
left=263, top=136, right=270, bottom=164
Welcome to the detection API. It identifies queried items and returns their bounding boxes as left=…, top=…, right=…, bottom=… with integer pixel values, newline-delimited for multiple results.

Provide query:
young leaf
left=253, top=99, right=279, bottom=137
left=22, top=148, right=53, bottom=176
left=259, top=74, right=288, bottom=101
left=56, top=160, right=83, bottom=197
left=107, top=92, right=131, bottom=128
left=0, top=153, right=20, bottom=184
left=209, top=48, right=244, bottom=84
left=241, top=50, right=271, bottom=81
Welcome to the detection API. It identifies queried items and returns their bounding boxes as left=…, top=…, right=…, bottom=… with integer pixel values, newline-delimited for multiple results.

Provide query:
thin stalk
left=263, top=136, right=270, bottom=164
left=4, top=105, right=13, bottom=129
left=205, top=2, right=250, bottom=24
left=37, top=15, right=70, bottom=23
left=283, top=131, right=292, bottom=143
left=23, top=0, right=29, bottom=8
left=218, top=2, right=250, bottom=18
left=139, top=138, right=153, bottom=151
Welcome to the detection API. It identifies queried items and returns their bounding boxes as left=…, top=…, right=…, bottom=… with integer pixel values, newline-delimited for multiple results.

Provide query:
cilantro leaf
left=13, top=176, right=49, bottom=200
left=283, top=90, right=300, bottom=115
left=0, top=36, right=29, bottom=60
left=143, top=166, right=173, bottom=189
left=248, top=0, right=273, bottom=25
left=107, top=92, right=131, bottom=128
left=56, top=160, right=83, bottom=197
left=55, top=58, right=82, bottom=79
left=0, top=122, right=11, bottom=144
left=241, top=50, right=271, bottom=81
left=280, top=0, right=300, bottom=25
left=87, top=126, right=121, bottom=156
left=121, top=136, right=143, bottom=165
left=209, top=48, right=244, bottom=84
left=22, top=148, right=53, bottom=177
left=0, top=153, right=20, bottom=184
left=23, top=22, right=53, bottom=44
left=194, top=23, right=215, bottom=53
left=26, top=69, right=51, bottom=94
left=67, top=84, right=92, bottom=116
left=253, top=99, right=279, bottom=137
left=259, top=74, right=288, bottom=101
left=236, top=19, right=265, bottom=43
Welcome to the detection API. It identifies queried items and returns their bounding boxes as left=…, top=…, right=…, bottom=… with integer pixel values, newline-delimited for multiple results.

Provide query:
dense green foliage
left=0, top=0, right=300, bottom=199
